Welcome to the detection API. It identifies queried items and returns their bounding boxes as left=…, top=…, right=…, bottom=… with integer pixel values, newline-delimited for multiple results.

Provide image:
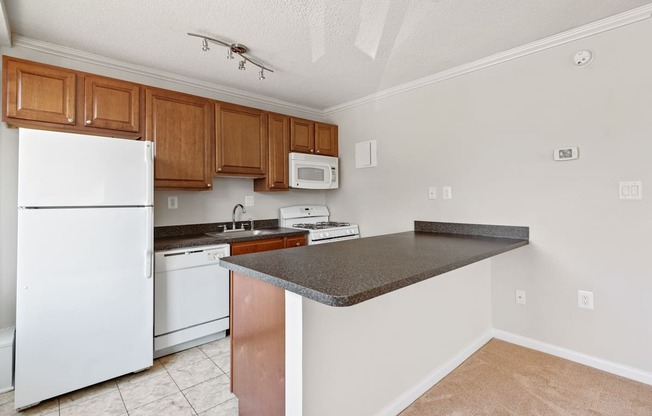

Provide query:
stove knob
left=325, top=232, right=330, bottom=237
left=319, top=233, right=324, bottom=238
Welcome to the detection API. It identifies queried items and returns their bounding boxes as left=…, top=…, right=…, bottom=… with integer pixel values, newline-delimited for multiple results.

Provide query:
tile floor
left=0, top=336, right=237, bottom=416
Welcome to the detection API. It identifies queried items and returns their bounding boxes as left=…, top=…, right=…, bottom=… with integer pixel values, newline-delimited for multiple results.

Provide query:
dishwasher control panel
left=155, top=244, right=230, bottom=272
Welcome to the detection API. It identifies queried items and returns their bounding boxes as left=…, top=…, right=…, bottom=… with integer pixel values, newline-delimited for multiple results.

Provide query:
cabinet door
left=146, top=88, right=212, bottom=190
left=285, top=235, right=306, bottom=248
left=314, top=122, right=338, bottom=156
left=230, top=238, right=286, bottom=255
left=84, top=75, right=140, bottom=132
left=215, top=102, right=267, bottom=176
left=254, top=113, right=289, bottom=192
left=289, top=117, right=314, bottom=154
left=3, top=58, right=76, bottom=125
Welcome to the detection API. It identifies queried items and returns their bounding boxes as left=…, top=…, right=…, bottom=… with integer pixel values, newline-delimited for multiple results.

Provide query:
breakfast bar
left=220, top=221, right=529, bottom=416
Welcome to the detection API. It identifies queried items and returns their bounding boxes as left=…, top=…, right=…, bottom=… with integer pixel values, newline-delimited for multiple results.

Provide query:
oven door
left=289, top=153, right=338, bottom=189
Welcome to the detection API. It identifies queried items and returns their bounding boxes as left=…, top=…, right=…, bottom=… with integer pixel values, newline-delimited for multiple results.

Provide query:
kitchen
left=2, top=1, right=652, bottom=415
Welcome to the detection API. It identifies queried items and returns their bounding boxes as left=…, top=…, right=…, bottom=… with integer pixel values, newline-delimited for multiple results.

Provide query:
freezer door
left=14, top=207, right=153, bottom=408
left=18, top=128, right=153, bottom=207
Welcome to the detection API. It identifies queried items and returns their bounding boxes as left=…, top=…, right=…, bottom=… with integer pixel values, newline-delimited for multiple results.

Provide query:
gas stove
left=279, top=206, right=359, bottom=245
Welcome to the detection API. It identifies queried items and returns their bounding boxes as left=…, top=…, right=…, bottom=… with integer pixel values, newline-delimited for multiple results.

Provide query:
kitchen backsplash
left=154, top=177, right=326, bottom=226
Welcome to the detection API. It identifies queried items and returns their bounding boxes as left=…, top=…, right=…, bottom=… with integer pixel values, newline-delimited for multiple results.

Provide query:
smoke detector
left=573, top=50, right=594, bottom=67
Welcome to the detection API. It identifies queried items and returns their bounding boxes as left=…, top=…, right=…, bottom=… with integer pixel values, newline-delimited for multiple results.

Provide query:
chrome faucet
left=232, top=204, right=246, bottom=230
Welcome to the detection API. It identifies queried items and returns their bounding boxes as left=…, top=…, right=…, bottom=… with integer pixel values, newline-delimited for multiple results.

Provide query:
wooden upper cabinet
left=289, top=117, right=314, bottom=154
left=314, top=122, right=338, bottom=156
left=146, top=88, right=212, bottom=190
left=84, top=75, right=140, bottom=132
left=290, top=118, right=338, bottom=157
left=215, top=102, right=267, bottom=177
left=254, top=113, right=289, bottom=192
left=3, top=57, right=76, bottom=125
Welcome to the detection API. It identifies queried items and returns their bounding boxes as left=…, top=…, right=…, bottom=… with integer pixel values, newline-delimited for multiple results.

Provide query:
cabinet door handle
left=67, top=117, right=74, bottom=123
left=207, top=183, right=211, bottom=187
left=217, top=168, right=222, bottom=172
left=310, top=149, right=314, bottom=153
left=270, top=184, right=275, bottom=188
left=295, top=242, right=301, bottom=246
left=316, top=150, right=321, bottom=153
left=85, top=120, right=92, bottom=125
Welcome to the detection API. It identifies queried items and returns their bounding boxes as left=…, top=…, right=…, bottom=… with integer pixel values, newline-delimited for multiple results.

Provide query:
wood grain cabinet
left=145, top=88, right=213, bottom=190
left=83, top=75, right=140, bottom=132
left=3, top=57, right=77, bottom=125
left=230, top=234, right=306, bottom=415
left=290, top=118, right=338, bottom=157
left=2, top=56, right=143, bottom=138
left=215, top=102, right=267, bottom=177
left=254, top=113, right=290, bottom=192
left=314, top=122, right=338, bottom=156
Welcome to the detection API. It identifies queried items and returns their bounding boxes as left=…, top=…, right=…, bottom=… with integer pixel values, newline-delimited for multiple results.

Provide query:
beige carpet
left=400, top=339, right=652, bottom=416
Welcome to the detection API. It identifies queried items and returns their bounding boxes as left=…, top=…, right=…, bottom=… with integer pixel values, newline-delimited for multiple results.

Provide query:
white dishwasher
left=154, top=244, right=230, bottom=358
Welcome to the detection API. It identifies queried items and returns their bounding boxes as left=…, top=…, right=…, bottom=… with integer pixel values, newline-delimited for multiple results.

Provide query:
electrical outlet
left=428, top=187, right=437, bottom=200
left=167, top=196, right=178, bottom=210
left=443, top=186, right=452, bottom=200
left=515, top=290, right=526, bottom=305
left=245, top=195, right=255, bottom=207
left=578, top=290, right=594, bottom=310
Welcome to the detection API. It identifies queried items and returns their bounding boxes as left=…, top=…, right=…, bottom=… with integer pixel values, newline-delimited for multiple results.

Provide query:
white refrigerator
left=14, top=128, right=154, bottom=409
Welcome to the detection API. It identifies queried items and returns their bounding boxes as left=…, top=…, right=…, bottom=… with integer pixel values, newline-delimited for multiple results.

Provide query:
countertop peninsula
left=220, top=221, right=529, bottom=306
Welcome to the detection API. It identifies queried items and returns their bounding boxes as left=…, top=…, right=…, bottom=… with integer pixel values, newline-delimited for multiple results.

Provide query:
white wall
left=0, top=45, right=325, bottom=327
left=296, top=261, right=492, bottom=416
left=325, top=19, right=652, bottom=373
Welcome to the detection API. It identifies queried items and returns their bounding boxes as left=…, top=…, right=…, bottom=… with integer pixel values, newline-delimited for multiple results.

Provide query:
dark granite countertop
left=219, top=221, right=529, bottom=307
left=155, top=227, right=308, bottom=251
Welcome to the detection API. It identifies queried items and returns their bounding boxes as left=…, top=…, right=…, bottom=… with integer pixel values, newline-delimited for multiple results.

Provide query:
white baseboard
left=493, top=330, right=652, bottom=386
left=376, top=329, right=494, bottom=416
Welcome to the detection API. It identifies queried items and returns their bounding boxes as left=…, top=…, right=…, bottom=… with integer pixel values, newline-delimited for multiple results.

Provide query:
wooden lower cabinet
left=229, top=234, right=306, bottom=415
left=231, top=272, right=285, bottom=416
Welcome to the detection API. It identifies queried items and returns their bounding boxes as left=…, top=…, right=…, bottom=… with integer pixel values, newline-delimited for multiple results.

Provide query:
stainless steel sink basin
left=205, top=229, right=276, bottom=238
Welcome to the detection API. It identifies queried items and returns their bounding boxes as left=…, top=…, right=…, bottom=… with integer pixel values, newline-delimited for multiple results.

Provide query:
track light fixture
left=188, top=32, right=274, bottom=80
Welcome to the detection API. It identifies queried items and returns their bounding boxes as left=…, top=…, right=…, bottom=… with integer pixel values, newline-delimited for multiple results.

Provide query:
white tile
left=183, top=375, right=234, bottom=414
left=159, top=348, right=207, bottom=372
left=199, top=398, right=238, bottom=416
left=59, top=379, right=118, bottom=408
left=198, top=337, right=229, bottom=359
left=168, top=358, right=224, bottom=390
left=116, top=360, right=166, bottom=388
left=119, top=371, right=178, bottom=411
left=59, top=389, right=125, bottom=416
left=0, top=397, right=59, bottom=416
left=0, top=391, right=13, bottom=407
left=129, top=392, right=194, bottom=416
left=209, top=351, right=230, bottom=376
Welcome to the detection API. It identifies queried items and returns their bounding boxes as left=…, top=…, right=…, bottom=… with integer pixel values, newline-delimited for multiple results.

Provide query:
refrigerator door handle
left=145, top=142, right=154, bottom=206
left=145, top=208, right=153, bottom=279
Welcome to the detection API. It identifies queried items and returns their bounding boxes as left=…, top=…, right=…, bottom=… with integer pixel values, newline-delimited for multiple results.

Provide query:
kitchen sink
left=205, top=229, right=276, bottom=238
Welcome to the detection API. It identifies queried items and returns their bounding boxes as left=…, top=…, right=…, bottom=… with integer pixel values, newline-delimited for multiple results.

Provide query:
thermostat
left=554, top=147, right=579, bottom=161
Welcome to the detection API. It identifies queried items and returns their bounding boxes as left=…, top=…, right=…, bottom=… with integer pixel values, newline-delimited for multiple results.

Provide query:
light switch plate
left=554, top=147, right=579, bottom=161
left=245, top=195, right=255, bottom=207
left=619, top=181, right=642, bottom=200
left=443, top=186, right=452, bottom=200
left=428, top=187, right=437, bottom=200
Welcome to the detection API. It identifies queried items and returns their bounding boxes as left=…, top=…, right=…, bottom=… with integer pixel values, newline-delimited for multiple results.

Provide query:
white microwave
left=289, top=152, right=338, bottom=189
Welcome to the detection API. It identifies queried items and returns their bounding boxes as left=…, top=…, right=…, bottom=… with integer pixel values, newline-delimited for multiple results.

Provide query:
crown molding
left=10, top=34, right=323, bottom=117
left=323, top=4, right=652, bottom=115
left=0, top=0, right=11, bottom=46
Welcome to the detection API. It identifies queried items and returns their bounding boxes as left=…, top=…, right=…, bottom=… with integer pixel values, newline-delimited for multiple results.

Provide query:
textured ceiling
left=4, top=0, right=652, bottom=110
